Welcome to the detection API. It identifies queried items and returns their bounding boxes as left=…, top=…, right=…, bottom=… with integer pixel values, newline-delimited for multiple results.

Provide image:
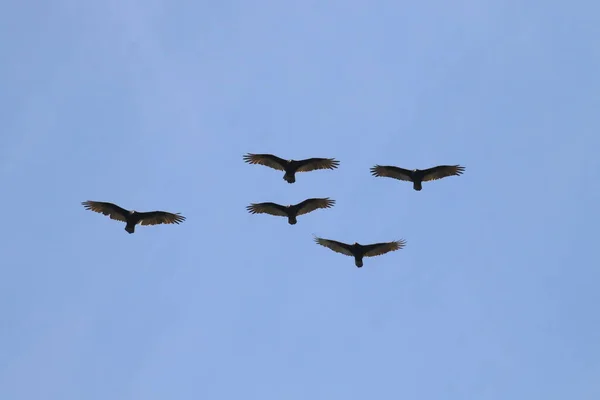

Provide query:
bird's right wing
left=242, top=153, right=288, bottom=171
left=313, top=236, right=354, bottom=257
left=295, top=198, right=336, bottom=216
left=81, top=200, right=129, bottom=222
left=370, top=165, right=413, bottom=181
left=362, top=240, right=407, bottom=258
left=246, top=202, right=289, bottom=217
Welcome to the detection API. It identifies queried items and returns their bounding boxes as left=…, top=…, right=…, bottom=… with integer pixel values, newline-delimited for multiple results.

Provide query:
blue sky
left=1, top=0, right=599, bottom=399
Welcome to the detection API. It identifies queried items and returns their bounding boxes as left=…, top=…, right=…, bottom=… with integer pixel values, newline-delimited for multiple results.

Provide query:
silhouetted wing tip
left=172, top=214, right=186, bottom=222
left=394, top=239, right=407, bottom=249
left=315, top=197, right=335, bottom=206
left=370, top=165, right=382, bottom=176
left=246, top=204, right=263, bottom=214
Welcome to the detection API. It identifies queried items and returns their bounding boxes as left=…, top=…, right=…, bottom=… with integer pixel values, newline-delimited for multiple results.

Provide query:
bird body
left=314, top=236, right=406, bottom=267
left=247, top=198, right=335, bottom=225
left=370, top=164, right=465, bottom=191
left=82, top=201, right=185, bottom=234
left=243, top=153, right=340, bottom=183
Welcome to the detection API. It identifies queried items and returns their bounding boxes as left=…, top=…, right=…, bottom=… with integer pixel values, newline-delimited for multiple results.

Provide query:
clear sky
left=1, top=1, right=599, bottom=399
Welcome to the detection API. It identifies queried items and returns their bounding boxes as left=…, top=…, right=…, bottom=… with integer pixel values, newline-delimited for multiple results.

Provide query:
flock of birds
left=81, top=153, right=465, bottom=268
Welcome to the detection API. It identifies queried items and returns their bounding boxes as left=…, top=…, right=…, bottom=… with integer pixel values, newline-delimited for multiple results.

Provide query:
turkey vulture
left=370, top=164, right=465, bottom=191
left=81, top=200, right=185, bottom=234
left=243, top=153, right=340, bottom=183
left=247, top=198, right=335, bottom=225
left=313, top=236, right=406, bottom=268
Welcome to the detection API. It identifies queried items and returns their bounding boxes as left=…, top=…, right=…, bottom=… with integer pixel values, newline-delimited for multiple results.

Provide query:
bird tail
left=283, top=173, right=295, bottom=183
left=288, top=216, right=297, bottom=225
left=125, top=223, right=135, bottom=234
left=355, top=257, right=363, bottom=268
left=413, top=181, right=422, bottom=191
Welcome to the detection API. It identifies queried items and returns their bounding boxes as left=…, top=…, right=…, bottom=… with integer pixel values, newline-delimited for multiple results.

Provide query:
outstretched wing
left=370, top=165, right=413, bottom=182
left=243, top=153, right=288, bottom=171
left=421, top=165, right=465, bottom=181
left=313, top=236, right=354, bottom=257
left=295, top=157, right=340, bottom=172
left=295, top=198, right=336, bottom=216
left=246, top=202, right=289, bottom=217
left=81, top=200, right=129, bottom=222
left=362, top=240, right=407, bottom=258
left=138, top=211, right=186, bottom=226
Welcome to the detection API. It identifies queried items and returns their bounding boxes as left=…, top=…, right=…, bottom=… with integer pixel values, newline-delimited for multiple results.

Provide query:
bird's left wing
left=363, top=240, right=406, bottom=257
left=295, top=198, right=336, bottom=216
left=138, top=211, right=186, bottom=226
left=295, top=157, right=340, bottom=172
left=421, top=165, right=465, bottom=181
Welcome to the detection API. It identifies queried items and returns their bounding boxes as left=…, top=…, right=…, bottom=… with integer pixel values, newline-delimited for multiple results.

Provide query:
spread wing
left=246, top=202, right=289, bottom=217
left=295, top=198, right=336, bottom=216
left=82, top=200, right=129, bottom=222
left=362, top=240, right=407, bottom=258
left=421, top=165, right=465, bottom=181
left=313, top=236, right=354, bottom=257
left=295, top=157, right=340, bottom=172
left=138, top=211, right=186, bottom=226
left=243, top=153, right=288, bottom=171
left=370, top=165, right=413, bottom=182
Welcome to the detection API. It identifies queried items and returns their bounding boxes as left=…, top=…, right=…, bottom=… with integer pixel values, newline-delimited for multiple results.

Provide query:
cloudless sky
left=1, top=1, right=599, bottom=399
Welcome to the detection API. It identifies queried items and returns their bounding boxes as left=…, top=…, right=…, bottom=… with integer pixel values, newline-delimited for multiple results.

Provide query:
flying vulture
left=313, top=236, right=406, bottom=268
left=81, top=200, right=185, bottom=234
left=243, top=153, right=340, bottom=183
left=247, top=198, right=335, bottom=225
left=370, top=164, right=465, bottom=191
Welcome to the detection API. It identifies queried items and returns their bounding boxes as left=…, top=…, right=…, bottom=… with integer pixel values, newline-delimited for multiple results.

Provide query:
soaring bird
left=81, top=200, right=185, bottom=234
left=313, top=236, right=406, bottom=268
left=370, top=164, right=465, bottom=191
left=243, top=153, right=340, bottom=183
left=247, top=198, right=335, bottom=225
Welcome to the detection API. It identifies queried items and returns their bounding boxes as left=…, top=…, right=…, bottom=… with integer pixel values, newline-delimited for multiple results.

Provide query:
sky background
left=1, top=0, right=599, bottom=399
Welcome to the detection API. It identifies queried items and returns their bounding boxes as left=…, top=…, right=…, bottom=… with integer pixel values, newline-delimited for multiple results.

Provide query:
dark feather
left=362, top=240, right=407, bottom=257
left=242, top=153, right=288, bottom=171
left=295, top=157, right=340, bottom=172
left=138, top=211, right=186, bottom=226
left=370, top=165, right=413, bottom=181
left=246, top=202, right=289, bottom=217
left=313, top=237, right=355, bottom=257
left=421, top=165, right=465, bottom=181
left=81, top=201, right=129, bottom=222
left=295, top=198, right=335, bottom=216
